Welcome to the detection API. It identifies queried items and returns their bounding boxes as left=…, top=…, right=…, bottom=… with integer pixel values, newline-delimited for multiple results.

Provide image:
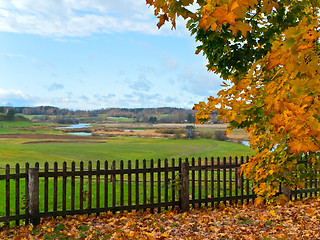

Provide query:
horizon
left=0, top=1, right=222, bottom=110
left=0, top=105, right=195, bottom=111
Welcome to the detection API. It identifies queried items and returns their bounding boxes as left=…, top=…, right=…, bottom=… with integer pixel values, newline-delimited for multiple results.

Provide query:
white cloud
left=129, top=74, right=152, bottom=91
left=165, top=58, right=178, bottom=70
left=48, top=83, right=64, bottom=91
left=180, top=66, right=222, bottom=97
left=0, top=88, right=39, bottom=106
left=0, top=0, right=187, bottom=37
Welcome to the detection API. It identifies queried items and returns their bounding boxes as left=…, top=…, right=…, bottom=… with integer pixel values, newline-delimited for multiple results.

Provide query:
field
left=0, top=120, right=255, bottom=226
left=0, top=121, right=253, bottom=168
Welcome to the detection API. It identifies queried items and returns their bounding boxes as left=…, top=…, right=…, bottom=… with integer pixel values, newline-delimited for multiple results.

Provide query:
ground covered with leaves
left=1, top=198, right=320, bottom=239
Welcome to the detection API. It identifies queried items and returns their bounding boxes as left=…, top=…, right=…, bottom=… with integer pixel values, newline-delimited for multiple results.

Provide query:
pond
left=56, top=123, right=92, bottom=135
left=56, top=123, right=91, bottom=129
left=68, top=132, right=92, bottom=136
left=242, top=141, right=249, bottom=146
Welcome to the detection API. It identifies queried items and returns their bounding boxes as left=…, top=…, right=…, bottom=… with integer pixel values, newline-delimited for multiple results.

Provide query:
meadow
left=0, top=120, right=254, bottom=222
left=0, top=121, right=254, bottom=168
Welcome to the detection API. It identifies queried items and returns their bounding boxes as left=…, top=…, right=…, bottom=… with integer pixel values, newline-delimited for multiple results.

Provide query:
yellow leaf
left=261, top=0, right=279, bottom=14
left=161, top=232, right=169, bottom=237
left=269, top=209, right=277, bottom=218
left=229, top=21, right=252, bottom=37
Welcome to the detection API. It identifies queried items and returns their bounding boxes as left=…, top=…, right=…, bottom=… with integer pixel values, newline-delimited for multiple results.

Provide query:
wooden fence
left=0, top=156, right=319, bottom=227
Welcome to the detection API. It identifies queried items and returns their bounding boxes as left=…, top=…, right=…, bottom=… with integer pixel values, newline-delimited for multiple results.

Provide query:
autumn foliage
left=147, top=0, right=320, bottom=202
left=1, top=198, right=320, bottom=239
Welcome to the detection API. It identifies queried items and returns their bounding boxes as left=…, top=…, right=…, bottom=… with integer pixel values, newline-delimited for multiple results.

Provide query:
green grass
left=0, top=137, right=254, bottom=168
left=21, top=115, right=46, bottom=120
left=0, top=167, right=253, bottom=225
left=106, top=117, right=134, bottom=123
left=0, top=121, right=38, bottom=128
left=0, top=121, right=61, bottom=135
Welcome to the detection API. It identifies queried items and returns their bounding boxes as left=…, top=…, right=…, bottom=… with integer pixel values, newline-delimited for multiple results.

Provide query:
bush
left=54, top=118, right=79, bottom=124
left=0, top=113, right=6, bottom=121
left=214, top=130, right=229, bottom=141
left=15, top=115, right=30, bottom=121
left=6, top=109, right=15, bottom=121
left=195, top=130, right=229, bottom=141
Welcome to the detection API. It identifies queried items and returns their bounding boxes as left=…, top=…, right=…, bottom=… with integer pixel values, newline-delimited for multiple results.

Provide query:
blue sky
left=0, top=0, right=222, bottom=110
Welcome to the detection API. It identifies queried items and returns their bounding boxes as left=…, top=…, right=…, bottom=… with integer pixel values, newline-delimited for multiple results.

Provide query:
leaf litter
left=1, top=197, right=320, bottom=239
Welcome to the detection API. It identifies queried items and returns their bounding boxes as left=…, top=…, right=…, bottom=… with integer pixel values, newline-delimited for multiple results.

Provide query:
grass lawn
left=0, top=137, right=254, bottom=168
left=0, top=121, right=60, bottom=135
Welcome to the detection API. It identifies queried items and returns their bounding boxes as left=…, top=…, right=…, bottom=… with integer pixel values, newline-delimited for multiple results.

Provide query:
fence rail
left=0, top=156, right=318, bottom=227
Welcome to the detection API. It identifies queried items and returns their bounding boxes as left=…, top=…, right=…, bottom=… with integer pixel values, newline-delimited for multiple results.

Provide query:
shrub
left=214, top=130, right=229, bottom=141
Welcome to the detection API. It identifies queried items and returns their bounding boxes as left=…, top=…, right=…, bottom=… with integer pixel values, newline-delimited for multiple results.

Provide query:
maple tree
left=147, top=0, right=320, bottom=202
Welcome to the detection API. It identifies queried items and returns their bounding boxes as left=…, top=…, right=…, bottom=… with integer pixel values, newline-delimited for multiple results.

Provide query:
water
left=242, top=141, right=249, bottom=146
left=56, top=123, right=91, bottom=129
left=56, top=123, right=92, bottom=135
left=69, top=132, right=92, bottom=136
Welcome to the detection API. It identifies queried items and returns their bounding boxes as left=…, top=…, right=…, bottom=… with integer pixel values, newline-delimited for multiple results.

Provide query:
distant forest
left=0, top=106, right=219, bottom=124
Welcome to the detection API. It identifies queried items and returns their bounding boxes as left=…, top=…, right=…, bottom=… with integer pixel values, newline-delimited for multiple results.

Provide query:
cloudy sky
left=0, top=0, right=222, bottom=110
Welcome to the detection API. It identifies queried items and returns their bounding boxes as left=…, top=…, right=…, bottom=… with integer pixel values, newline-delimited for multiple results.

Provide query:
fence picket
left=157, top=159, right=161, bottom=213
left=5, top=164, right=10, bottom=227
left=44, top=162, right=49, bottom=213
left=104, top=161, right=108, bottom=209
left=143, top=159, right=147, bottom=211
left=88, top=161, right=92, bottom=210
left=210, top=157, right=214, bottom=206
left=62, top=162, right=67, bottom=213
left=240, top=156, right=244, bottom=205
left=53, top=162, right=58, bottom=212
left=171, top=158, right=175, bottom=207
left=235, top=157, right=239, bottom=203
left=150, top=159, right=154, bottom=213
left=120, top=160, right=124, bottom=208
left=217, top=157, right=221, bottom=205
left=204, top=157, right=208, bottom=207
left=25, top=162, right=29, bottom=225
left=229, top=157, right=233, bottom=204
left=96, top=160, right=101, bottom=214
left=128, top=160, right=132, bottom=209
left=112, top=161, right=116, bottom=210
left=198, top=157, right=202, bottom=208
left=191, top=157, right=195, bottom=208
left=71, top=162, right=75, bottom=211
left=164, top=158, right=169, bottom=210
left=79, top=161, right=84, bottom=210
left=15, top=163, right=20, bottom=226
left=135, top=160, right=139, bottom=207
left=223, top=157, right=227, bottom=205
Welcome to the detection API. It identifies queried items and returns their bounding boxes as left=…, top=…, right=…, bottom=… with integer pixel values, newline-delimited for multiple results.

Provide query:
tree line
left=0, top=106, right=198, bottom=124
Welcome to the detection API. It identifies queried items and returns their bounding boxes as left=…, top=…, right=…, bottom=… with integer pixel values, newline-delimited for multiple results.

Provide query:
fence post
left=180, top=161, right=189, bottom=212
left=28, top=168, right=40, bottom=226
left=280, top=170, right=291, bottom=200
left=236, top=167, right=243, bottom=189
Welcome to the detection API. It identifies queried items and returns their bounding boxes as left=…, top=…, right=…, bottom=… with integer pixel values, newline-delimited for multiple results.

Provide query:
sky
left=0, top=0, right=222, bottom=110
